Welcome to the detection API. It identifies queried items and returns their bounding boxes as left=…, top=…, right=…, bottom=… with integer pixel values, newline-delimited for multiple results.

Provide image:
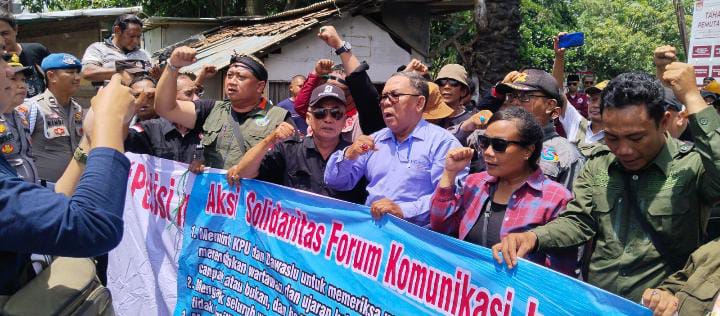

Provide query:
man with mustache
left=21, top=53, right=83, bottom=184
left=154, top=46, right=293, bottom=169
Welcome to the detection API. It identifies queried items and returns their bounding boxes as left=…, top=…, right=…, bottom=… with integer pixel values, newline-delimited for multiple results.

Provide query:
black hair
left=600, top=72, right=665, bottom=126
left=114, top=14, right=143, bottom=32
left=130, top=74, right=157, bottom=87
left=0, top=10, right=16, bottom=29
left=486, top=106, right=544, bottom=170
left=566, top=74, right=580, bottom=82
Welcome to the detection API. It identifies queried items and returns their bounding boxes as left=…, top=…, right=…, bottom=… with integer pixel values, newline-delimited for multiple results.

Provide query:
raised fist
left=315, top=59, right=334, bottom=76
left=318, top=25, right=343, bottom=49
left=444, top=147, right=473, bottom=173
left=344, top=135, right=376, bottom=160
left=270, top=122, right=296, bottom=145
left=169, top=46, right=197, bottom=69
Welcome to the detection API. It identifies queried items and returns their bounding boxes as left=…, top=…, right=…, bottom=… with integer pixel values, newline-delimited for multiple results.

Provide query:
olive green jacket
left=201, top=100, right=290, bottom=169
left=657, top=237, right=720, bottom=316
left=532, top=107, right=720, bottom=301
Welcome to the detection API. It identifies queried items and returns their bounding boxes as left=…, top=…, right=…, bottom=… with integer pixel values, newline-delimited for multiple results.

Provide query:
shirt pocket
left=680, top=271, right=719, bottom=312
left=591, top=190, right=623, bottom=260
left=201, top=115, right=223, bottom=147
left=645, top=190, right=694, bottom=254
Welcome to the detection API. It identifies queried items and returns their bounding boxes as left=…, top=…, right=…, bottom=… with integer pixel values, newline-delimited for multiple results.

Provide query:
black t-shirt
left=19, top=43, right=50, bottom=98
left=125, top=117, right=202, bottom=164
left=463, top=200, right=507, bottom=248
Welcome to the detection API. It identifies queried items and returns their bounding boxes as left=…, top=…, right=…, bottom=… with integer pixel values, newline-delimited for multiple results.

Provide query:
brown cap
left=423, top=82, right=454, bottom=120
left=496, top=69, right=562, bottom=102
left=435, top=64, right=469, bottom=88
left=309, top=84, right=346, bottom=107
left=585, top=80, right=609, bottom=94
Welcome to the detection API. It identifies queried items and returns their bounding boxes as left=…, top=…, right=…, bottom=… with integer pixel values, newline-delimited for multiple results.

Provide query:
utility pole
left=672, top=0, right=689, bottom=60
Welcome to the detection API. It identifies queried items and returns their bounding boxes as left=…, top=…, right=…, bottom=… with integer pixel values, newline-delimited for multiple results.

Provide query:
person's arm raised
left=155, top=46, right=200, bottom=129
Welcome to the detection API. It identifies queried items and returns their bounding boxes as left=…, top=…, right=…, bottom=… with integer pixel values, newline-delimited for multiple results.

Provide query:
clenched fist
left=318, top=25, right=343, bottom=49
left=460, top=110, right=493, bottom=132
left=444, top=147, right=474, bottom=173
left=168, top=46, right=197, bottom=69
left=315, top=59, right=334, bottom=76
left=270, top=122, right=296, bottom=145
left=344, top=135, right=376, bottom=160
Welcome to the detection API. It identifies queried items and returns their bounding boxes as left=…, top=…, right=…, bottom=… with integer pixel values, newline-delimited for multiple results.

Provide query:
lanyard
left=479, top=183, right=498, bottom=247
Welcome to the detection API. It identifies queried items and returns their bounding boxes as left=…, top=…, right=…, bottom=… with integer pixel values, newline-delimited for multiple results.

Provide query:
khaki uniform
left=657, top=238, right=720, bottom=316
left=201, top=100, right=288, bottom=169
left=25, top=90, right=83, bottom=182
left=0, top=110, right=37, bottom=183
left=532, top=107, right=720, bottom=302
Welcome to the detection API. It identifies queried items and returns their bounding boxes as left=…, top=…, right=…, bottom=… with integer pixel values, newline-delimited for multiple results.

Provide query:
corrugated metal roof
left=162, top=6, right=340, bottom=75
left=15, top=6, right=142, bottom=21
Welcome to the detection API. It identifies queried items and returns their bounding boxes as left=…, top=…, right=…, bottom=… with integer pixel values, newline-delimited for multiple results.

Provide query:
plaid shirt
left=430, top=168, right=578, bottom=276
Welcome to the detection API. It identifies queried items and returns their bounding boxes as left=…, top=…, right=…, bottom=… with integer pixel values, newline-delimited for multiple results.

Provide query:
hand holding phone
left=558, top=32, right=585, bottom=49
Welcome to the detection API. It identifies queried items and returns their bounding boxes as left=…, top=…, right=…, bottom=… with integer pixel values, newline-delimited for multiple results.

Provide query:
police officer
left=154, top=46, right=293, bottom=169
left=493, top=49, right=720, bottom=302
left=496, top=68, right=584, bottom=191
left=25, top=53, right=83, bottom=183
left=1, top=55, right=37, bottom=183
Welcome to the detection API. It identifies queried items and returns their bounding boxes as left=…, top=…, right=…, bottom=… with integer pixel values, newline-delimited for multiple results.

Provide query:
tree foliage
left=431, top=0, right=694, bottom=83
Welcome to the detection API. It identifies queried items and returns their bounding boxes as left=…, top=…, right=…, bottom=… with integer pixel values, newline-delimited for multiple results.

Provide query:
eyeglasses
left=583, top=81, right=594, bottom=86
left=505, top=93, right=548, bottom=103
left=478, top=135, right=525, bottom=153
left=380, top=91, right=421, bottom=104
left=436, top=78, right=461, bottom=87
left=310, top=108, right=344, bottom=120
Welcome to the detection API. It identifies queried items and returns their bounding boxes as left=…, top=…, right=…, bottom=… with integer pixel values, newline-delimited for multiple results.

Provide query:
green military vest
left=201, top=99, right=288, bottom=169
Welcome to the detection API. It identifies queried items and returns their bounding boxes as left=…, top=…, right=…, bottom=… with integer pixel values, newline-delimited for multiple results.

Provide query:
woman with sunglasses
left=429, top=107, right=577, bottom=276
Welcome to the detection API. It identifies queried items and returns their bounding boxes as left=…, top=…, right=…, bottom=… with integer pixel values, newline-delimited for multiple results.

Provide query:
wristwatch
left=335, top=41, right=352, bottom=55
left=73, top=147, right=88, bottom=164
left=166, top=62, right=180, bottom=72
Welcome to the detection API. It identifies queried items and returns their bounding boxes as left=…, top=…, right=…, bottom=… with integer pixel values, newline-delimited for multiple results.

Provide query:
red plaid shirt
left=430, top=168, right=578, bottom=276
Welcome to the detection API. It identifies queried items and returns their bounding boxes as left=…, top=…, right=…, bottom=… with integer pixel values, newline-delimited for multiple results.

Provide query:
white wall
left=264, top=15, right=412, bottom=83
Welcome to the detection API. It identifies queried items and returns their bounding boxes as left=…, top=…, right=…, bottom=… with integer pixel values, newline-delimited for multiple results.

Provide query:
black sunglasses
left=436, top=78, right=461, bottom=87
left=321, top=75, right=347, bottom=86
left=478, top=135, right=525, bottom=153
left=567, top=82, right=578, bottom=86
left=311, top=108, right=344, bottom=120
left=583, top=81, right=594, bottom=85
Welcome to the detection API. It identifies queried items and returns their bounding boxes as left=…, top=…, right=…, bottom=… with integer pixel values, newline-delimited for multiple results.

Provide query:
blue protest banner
left=175, top=174, right=650, bottom=315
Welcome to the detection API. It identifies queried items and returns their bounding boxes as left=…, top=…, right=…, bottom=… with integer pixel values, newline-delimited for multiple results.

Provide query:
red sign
left=713, top=65, right=720, bottom=78
left=693, top=45, right=713, bottom=58
left=715, top=45, right=720, bottom=57
left=695, top=66, right=711, bottom=77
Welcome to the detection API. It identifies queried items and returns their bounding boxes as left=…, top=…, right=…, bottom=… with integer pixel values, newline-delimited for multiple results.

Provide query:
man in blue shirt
left=324, top=71, right=467, bottom=226
left=0, top=72, right=134, bottom=298
left=277, top=74, right=308, bottom=134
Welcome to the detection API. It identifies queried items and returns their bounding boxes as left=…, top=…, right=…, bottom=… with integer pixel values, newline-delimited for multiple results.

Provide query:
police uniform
left=25, top=53, right=84, bottom=183
left=531, top=107, right=720, bottom=302
left=193, top=98, right=292, bottom=169
left=539, top=122, right=584, bottom=191
left=0, top=110, right=37, bottom=183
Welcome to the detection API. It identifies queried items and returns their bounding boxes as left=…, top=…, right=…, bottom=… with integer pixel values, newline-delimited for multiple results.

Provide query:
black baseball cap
left=496, top=69, right=562, bottom=102
left=309, top=84, right=346, bottom=107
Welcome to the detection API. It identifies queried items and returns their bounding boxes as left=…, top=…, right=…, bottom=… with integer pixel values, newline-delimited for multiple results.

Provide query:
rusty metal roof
left=155, top=3, right=343, bottom=75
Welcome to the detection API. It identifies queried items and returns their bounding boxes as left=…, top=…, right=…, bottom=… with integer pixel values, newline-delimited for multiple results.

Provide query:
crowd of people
left=1, top=10, right=720, bottom=315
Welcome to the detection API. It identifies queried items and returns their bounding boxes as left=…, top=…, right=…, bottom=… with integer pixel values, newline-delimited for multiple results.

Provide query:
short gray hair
left=391, top=71, right=429, bottom=100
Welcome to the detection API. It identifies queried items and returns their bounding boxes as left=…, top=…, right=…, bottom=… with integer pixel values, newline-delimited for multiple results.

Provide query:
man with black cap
left=81, top=14, right=153, bottom=86
left=663, top=87, right=691, bottom=141
left=497, top=69, right=584, bottom=191
left=226, top=83, right=365, bottom=204
left=21, top=53, right=83, bottom=183
left=1, top=54, right=37, bottom=183
left=155, top=46, right=293, bottom=169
